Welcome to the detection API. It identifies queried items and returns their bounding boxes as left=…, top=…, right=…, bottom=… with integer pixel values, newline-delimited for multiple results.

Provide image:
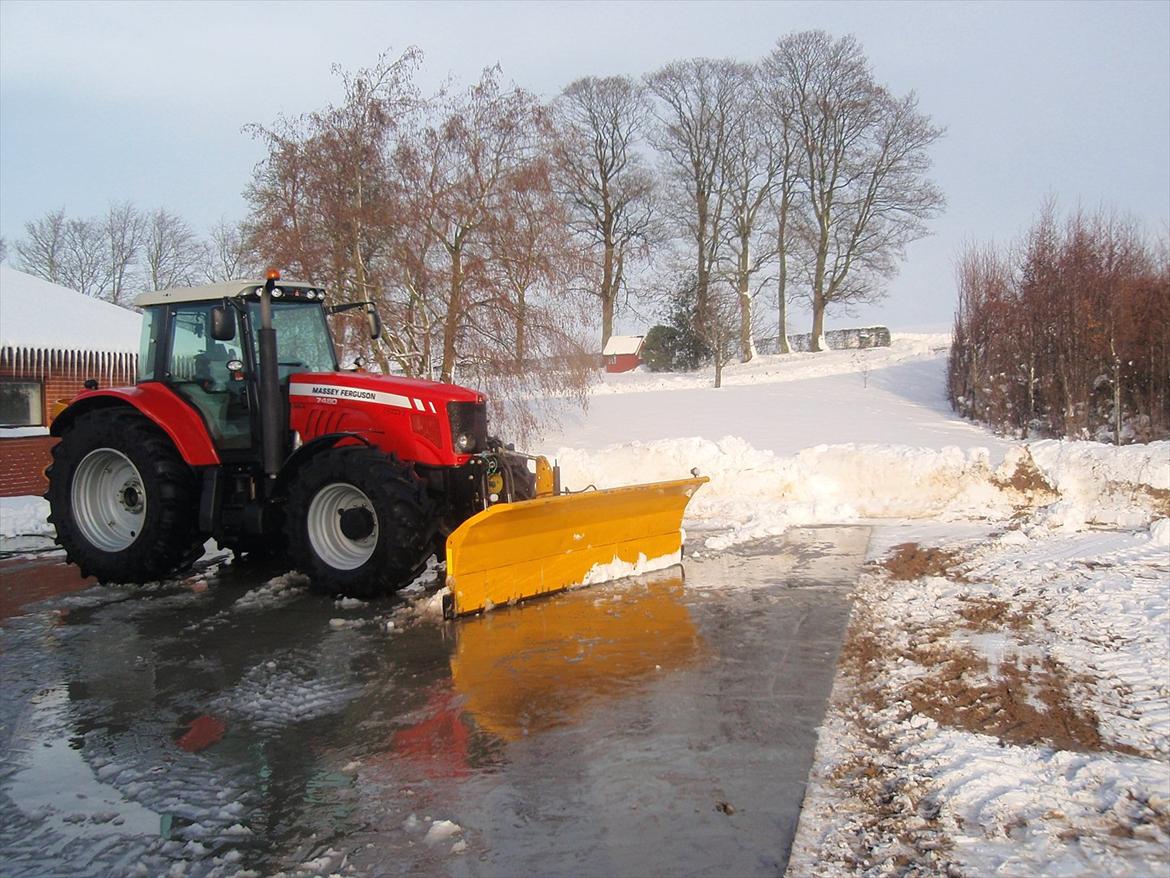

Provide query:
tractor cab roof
left=135, top=279, right=327, bottom=308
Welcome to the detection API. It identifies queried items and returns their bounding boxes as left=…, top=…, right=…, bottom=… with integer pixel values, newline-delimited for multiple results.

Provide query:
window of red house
left=0, top=379, right=44, bottom=426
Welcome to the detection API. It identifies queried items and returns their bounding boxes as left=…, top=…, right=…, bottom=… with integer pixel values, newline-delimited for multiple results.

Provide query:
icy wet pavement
left=0, top=526, right=869, bottom=877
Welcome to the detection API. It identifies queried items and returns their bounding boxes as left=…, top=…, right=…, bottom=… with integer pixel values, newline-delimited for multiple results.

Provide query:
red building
left=602, top=335, right=645, bottom=373
left=0, top=266, right=141, bottom=497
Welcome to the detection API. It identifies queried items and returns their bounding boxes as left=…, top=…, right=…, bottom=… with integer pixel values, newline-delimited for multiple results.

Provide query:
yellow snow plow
left=444, top=475, right=708, bottom=617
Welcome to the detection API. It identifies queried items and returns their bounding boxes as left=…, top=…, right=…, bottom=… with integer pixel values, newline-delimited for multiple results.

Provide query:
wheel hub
left=119, top=483, right=143, bottom=514
left=338, top=505, right=375, bottom=541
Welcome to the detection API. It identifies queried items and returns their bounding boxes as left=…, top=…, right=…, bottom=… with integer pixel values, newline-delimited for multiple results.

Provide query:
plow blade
left=444, top=476, right=708, bottom=617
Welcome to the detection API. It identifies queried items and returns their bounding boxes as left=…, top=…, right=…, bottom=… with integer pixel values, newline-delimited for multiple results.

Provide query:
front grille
left=447, top=401, right=488, bottom=453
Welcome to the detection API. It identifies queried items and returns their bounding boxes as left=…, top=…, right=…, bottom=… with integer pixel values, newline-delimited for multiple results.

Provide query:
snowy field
left=2, top=333, right=1167, bottom=875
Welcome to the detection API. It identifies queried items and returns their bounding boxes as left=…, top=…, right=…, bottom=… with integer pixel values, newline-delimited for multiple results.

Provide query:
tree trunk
left=601, top=238, right=615, bottom=349
left=738, top=233, right=753, bottom=362
left=516, top=287, right=527, bottom=367
left=714, top=330, right=723, bottom=389
left=810, top=293, right=827, bottom=352
left=695, top=195, right=710, bottom=320
left=809, top=218, right=830, bottom=352
left=441, top=245, right=462, bottom=384
left=776, top=208, right=791, bottom=354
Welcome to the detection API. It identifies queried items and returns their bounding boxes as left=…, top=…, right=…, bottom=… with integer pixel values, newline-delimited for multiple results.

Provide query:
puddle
left=0, top=526, right=870, bottom=876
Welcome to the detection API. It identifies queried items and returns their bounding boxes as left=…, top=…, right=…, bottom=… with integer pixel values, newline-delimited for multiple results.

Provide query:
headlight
left=454, top=433, right=475, bottom=452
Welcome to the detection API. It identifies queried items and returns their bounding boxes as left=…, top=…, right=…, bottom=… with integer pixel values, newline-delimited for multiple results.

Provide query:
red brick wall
left=0, top=435, right=56, bottom=497
left=1, top=347, right=137, bottom=497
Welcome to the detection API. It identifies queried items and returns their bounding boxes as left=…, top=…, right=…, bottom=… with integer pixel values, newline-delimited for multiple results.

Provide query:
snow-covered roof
left=602, top=335, right=644, bottom=357
left=0, top=265, right=142, bottom=354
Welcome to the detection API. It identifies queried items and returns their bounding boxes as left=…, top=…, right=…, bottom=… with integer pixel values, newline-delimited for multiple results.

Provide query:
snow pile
left=1027, top=439, right=1170, bottom=530
left=789, top=525, right=1170, bottom=876
left=556, top=437, right=1170, bottom=551
left=0, top=496, right=52, bottom=539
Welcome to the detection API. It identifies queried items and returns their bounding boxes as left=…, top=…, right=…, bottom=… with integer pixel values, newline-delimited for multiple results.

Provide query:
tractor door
left=166, top=303, right=253, bottom=450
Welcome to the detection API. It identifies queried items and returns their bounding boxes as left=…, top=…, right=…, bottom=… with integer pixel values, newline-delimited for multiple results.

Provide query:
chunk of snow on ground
left=231, top=572, right=309, bottom=610
left=423, top=819, right=462, bottom=844
left=1150, top=518, right=1170, bottom=547
left=0, top=495, right=52, bottom=539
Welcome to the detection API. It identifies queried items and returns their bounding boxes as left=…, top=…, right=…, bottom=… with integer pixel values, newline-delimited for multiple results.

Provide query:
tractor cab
left=135, top=279, right=342, bottom=452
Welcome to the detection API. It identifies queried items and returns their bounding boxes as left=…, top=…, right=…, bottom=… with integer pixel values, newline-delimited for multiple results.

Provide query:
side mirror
left=367, top=307, right=382, bottom=341
left=211, top=305, right=237, bottom=341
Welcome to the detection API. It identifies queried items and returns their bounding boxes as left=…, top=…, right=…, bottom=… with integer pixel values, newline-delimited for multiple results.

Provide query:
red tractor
left=46, top=272, right=704, bottom=613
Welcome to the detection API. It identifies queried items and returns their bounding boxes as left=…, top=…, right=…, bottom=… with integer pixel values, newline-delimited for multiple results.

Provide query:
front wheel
left=284, top=448, right=437, bottom=598
left=46, top=409, right=203, bottom=582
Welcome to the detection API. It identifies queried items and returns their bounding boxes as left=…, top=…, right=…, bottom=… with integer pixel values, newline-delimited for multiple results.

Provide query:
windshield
left=247, top=301, right=338, bottom=375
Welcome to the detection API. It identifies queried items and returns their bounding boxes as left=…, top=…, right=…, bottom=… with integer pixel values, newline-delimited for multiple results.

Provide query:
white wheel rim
left=307, top=483, right=378, bottom=570
left=71, top=448, right=146, bottom=552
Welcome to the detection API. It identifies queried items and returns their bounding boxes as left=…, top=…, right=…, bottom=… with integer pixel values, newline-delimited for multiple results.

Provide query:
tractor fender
left=50, top=386, right=220, bottom=467
left=273, top=432, right=373, bottom=496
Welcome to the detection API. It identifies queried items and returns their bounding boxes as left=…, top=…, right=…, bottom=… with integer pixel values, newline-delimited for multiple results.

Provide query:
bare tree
left=103, top=201, right=145, bottom=306
left=143, top=208, right=201, bottom=290
left=60, top=217, right=110, bottom=297
left=719, top=63, right=783, bottom=362
left=553, top=75, right=656, bottom=349
left=399, top=67, right=546, bottom=383
left=202, top=218, right=258, bottom=282
left=757, top=55, right=806, bottom=354
left=769, top=31, right=944, bottom=350
left=646, top=59, right=743, bottom=331
left=15, top=208, right=68, bottom=283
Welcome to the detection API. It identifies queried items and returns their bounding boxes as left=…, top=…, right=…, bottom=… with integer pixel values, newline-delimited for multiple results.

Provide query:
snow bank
left=556, top=438, right=1170, bottom=551
left=0, top=496, right=52, bottom=539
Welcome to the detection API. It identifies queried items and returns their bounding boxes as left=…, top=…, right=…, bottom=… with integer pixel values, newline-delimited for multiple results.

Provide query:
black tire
left=46, top=409, right=203, bottom=582
left=284, top=447, right=437, bottom=598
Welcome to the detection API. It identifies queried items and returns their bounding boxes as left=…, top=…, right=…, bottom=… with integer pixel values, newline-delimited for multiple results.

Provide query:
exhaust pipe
left=258, top=269, right=285, bottom=480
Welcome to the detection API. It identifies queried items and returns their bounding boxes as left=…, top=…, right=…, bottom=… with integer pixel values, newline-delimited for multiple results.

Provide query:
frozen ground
left=3, top=333, right=1167, bottom=875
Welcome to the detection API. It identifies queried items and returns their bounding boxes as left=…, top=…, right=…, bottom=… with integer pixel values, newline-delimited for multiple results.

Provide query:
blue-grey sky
left=1, top=0, right=1167, bottom=334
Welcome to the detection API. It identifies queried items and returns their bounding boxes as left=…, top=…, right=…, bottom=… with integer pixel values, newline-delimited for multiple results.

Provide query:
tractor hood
left=288, top=372, right=487, bottom=467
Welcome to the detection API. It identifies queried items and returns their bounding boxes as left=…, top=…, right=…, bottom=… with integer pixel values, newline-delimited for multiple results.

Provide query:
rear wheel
left=284, top=447, right=437, bottom=598
left=47, top=409, right=203, bottom=582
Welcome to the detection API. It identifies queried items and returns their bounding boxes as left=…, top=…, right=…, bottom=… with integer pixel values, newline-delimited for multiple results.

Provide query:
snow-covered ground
left=3, top=333, right=1166, bottom=874
left=544, top=333, right=1169, bottom=875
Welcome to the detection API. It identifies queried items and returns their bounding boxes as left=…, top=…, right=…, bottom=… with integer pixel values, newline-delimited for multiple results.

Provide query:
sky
left=1, top=0, right=1167, bottom=336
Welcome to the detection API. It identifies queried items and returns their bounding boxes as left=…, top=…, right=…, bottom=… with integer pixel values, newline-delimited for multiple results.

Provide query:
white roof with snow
left=0, top=265, right=142, bottom=354
left=602, top=335, right=644, bottom=357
